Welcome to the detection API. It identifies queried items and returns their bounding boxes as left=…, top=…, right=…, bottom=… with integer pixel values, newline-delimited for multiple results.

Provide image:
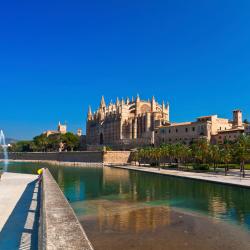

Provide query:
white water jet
left=0, top=130, right=8, bottom=172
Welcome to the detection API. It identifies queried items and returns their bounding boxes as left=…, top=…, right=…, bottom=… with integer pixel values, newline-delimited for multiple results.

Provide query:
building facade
left=155, top=110, right=245, bottom=145
left=212, top=128, right=245, bottom=144
left=86, top=95, right=170, bottom=148
left=43, top=122, right=67, bottom=137
left=245, top=124, right=250, bottom=136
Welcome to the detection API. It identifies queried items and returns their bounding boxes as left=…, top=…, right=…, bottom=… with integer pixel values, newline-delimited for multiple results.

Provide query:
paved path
left=0, top=172, right=39, bottom=250
left=110, top=165, right=250, bottom=188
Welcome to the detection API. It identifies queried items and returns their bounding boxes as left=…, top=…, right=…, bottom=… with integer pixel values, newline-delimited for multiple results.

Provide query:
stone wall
left=1, top=151, right=103, bottom=163
left=103, top=151, right=131, bottom=164
left=39, top=169, right=94, bottom=250
left=0, top=151, right=132, bottom=164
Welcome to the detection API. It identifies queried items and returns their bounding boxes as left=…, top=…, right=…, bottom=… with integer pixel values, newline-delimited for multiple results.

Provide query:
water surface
left=3, top=162, right=250, bottom=249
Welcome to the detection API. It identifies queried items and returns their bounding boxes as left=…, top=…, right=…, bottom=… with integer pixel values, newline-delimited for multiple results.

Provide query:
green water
left=3, top=162, right=250, bottom=249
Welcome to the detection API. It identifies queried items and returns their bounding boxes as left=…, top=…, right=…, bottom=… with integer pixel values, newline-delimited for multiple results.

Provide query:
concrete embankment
left=40, top=169, right=94, bottom=250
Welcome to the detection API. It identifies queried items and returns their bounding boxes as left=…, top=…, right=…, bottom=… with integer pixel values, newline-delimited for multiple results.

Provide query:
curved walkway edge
left=108, top=165, right=250, bottom=188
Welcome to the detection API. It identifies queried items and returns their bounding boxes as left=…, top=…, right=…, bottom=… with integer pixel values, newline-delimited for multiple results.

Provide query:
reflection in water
left=96, top=205, right=171, bottom=233
left=80, top=203, right=250, bottom=250
left=208, top=196, right=227, bottom=218
left=4, top=162, right=250, bottom=249
left=76, top=200, right=171, bottom=233
left=103, top=167, right=130, bottom=186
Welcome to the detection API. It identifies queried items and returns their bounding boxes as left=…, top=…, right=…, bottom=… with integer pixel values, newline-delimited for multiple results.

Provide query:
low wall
left=0, top=151, right=132, bottom=164
left=39, top=169, right=94, bottom=250
left=2, top=152, right=103, bottom=163
left=103, top=151, right=131, bottom=164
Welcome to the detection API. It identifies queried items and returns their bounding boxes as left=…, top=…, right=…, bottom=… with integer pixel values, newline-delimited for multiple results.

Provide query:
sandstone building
left=86, top=95, right=170, bottom=148
left=155, top=110, right=245, bottom=145
left=245, top=124, right=250, bottom=136
left=43, top=122, right=67, bottom=137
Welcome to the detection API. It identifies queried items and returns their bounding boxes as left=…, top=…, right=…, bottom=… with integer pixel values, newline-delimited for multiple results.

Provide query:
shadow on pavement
left=0, top=179, right=40, bottom=250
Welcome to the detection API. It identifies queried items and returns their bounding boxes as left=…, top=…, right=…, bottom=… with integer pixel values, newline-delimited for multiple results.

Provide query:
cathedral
left=86, top=95, right=170, bottom=148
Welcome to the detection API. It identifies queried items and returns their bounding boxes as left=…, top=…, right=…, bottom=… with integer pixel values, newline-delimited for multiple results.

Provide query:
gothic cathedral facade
left=86, top=95, right=170, bottom=148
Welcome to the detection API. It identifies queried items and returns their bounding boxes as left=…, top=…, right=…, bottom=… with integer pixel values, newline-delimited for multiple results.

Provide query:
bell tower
left=233, top=110, right=242, bottom=128
left=58, top=121, right=67, bottom=134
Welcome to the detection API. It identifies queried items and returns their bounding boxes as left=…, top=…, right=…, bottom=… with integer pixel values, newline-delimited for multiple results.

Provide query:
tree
left=130, top=150, right=138, bottom=165
left=208, top=144, right=220, bottom=172
left=47, top=134, right=61, bottom=152
left=160, top=144, right=170, bottom=166
left=219, top=145, right=232, bottom=175
left=233, top=135, right=250, bottom=177
left=191, top=139, right=209, bottom=165
left=172, top=143, right=188, bottom=168
left=61, top=132, right=80, bottom=151
left=11, top=140, right=34, bottom=152
left=243, top=119, right=249, bottom=124
left=33, top=134, right=49, bottom=152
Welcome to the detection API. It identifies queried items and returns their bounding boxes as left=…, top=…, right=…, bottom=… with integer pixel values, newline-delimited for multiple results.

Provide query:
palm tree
left=172, top=143, right=186, bottom=168
left=234, top=135, right=250, bottom=177
left=219, top=145, right=232, bottom=175
left=208, top=144, right=220, bottom=172
left=168, top=144, right=176, bottom=165
left=130, top=150, right=139, bottom=166
left=160, top=144, right=170, bottom=166
left=191, top=139, right=209, bottom=165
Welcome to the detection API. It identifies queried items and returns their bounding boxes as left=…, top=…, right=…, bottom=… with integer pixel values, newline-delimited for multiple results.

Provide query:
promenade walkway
left=0, top=172, right=39, bottom=250
left=110, top=165, right=250, bottom=188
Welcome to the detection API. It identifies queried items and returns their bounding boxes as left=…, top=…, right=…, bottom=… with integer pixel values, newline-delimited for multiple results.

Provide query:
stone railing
left=39, top=169, right=94, bottom=250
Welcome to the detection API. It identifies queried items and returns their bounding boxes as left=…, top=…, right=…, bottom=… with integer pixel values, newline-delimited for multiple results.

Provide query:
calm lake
left=3, top=161, right=250, bottom=250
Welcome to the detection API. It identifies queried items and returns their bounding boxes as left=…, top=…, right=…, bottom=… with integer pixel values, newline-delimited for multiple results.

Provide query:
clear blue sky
left=1, top=0, right=250, bottom=140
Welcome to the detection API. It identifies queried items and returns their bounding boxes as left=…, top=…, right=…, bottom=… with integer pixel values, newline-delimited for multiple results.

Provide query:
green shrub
left=150, top=162, right=159, bottom=167
left=167, top=164, right=177, bottom=169
left=192, top=164, right=209, bottom=171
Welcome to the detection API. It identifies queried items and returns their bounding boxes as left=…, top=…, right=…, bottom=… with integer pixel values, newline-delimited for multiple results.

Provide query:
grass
left=215, top=163, right=250, bottom=170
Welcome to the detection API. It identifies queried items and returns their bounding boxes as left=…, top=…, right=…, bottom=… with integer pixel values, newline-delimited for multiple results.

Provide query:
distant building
left=245, top=124, right=250, bottom=136
left=155, top=110, right=245, bottom=145
left=77, top=128, right=82, bottom=137
left=43, top=122, right=67, bottom=137
left=213, top=128, right=245, bottom=144
left=86, top=95, right=170, bottom=149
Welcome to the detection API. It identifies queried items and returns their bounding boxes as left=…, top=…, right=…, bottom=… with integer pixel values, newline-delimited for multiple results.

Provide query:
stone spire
left=121, top=97, right=125, bottom=105
left=126, top=97, right=130, bottom=104
left=162, top=100, right=165, bottom=111
left=87, top=106, right=93, bottom=120
left=131, top=96, right=134, bottom=102
left=109, top=100, right=114, bottom=112
left=116, top=97, right=120, bottom=106
left=151, top=96, right=156, bottom=112
left=166, top=101, right=169, bottom=110
left=100, top=96, right=106, bottom=108
left=166, top=101, right=170, bottom=121
left=136, top=94, right=140, bottom=102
